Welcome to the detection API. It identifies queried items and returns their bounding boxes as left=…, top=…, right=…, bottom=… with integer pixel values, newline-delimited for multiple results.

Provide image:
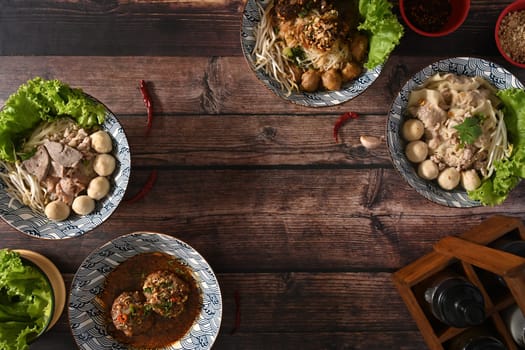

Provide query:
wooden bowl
left=14, top=249, right=66, bottom=332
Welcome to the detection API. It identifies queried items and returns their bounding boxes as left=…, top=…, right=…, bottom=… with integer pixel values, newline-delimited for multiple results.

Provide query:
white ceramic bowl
left=14, top=249, right=66, bottom=335
left=386, top=57, right=524, bottom=207
left=0, top=97, right=131, bottom=239
left=69, top=232, right=222, bottom=350
left=240, top=0, right=384, bottom=107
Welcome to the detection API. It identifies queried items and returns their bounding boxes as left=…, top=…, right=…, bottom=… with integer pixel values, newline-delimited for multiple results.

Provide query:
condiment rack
left=393, top=215, right=525, bottom=350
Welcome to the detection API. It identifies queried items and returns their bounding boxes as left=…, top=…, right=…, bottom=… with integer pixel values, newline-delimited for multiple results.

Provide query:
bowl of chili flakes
left=399, top=0, right=470, bottom=37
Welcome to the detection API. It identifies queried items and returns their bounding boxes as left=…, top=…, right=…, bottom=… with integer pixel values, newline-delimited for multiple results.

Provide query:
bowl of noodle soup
left=241, top=0, right=384, bottom=107
left=386, top=57, right=524, bottom=207
left=0, top=85, right=131, bottom=239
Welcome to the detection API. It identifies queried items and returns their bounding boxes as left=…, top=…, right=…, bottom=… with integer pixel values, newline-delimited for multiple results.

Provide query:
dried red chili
left=230, top=290, right=241, bottom=335
left=333, top=111, right=359, bottom=143
left=125, top=169, right=158, bottom=204
left=139, top=79, right=154, bottom=134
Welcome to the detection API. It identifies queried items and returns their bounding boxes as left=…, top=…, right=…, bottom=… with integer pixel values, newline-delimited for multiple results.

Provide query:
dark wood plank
left=0, top=55, right=523, bottom=117
left=2, top=168, right=523, bottom=273
left=0, top=0, right=516, bottom=57
left=33, top=272, right=426, bottom=349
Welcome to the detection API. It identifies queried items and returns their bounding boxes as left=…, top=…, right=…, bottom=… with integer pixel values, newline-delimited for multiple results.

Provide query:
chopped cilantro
left=454, top=115, right=483, bottom=146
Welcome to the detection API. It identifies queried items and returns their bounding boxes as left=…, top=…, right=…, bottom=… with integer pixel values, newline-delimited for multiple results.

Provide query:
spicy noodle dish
left=398, top=72, right=525, bottom=206
left=0, top=77, right=117, bottom=222
left=249, top=0, right=403, bottom=96
left=98, top=252, right=202, bottom=349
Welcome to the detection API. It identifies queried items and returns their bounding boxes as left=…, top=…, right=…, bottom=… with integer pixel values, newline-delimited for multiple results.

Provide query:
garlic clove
left=360, top=135, right=382, bottom=149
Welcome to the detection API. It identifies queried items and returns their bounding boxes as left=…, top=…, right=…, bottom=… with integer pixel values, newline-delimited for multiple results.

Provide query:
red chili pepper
left=139, top=80, right=154, bottom=134
left=125, top=169, right=158, bottom=204
left=333, top=112, right=359, bottom=143
left=230, top=290, right=241, bottom=335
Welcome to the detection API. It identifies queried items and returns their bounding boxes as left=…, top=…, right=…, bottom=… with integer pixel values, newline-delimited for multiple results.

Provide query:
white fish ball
left=72, top=195, right=96, bottom=215
left=87, top=176, right=110, bottom=200
left=437, top=168, right=461, bottom=190
left=405, top=140, right=428, bottom=163
left=90, top=130, right=113, bottom=153
left=461, top=170, right=481, bottom=191
left=417, top=159, right=439, bottom=180
left=93, top=154, right=116, bottom=176
left=44, top=200, right=70, bottom=221
left=402, top=119, right=425, bottom=141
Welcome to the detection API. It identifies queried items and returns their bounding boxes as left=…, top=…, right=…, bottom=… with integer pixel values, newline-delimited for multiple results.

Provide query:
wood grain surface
left=0, top=1, right=523, bottom=349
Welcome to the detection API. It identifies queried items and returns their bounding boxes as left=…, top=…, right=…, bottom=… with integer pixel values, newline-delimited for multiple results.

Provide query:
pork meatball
left=321, top=68, right=342, bottom=91
left=90, top=130, right=113, bottom=153
left=72, top=195, right=95, bottom=215
left=111, top=291, right=152, bottom=337
left=438, top=167, right=461, bottom=190
left=142, top=270, right=190, bottom=318
left=87, top=176, right=110, bottom=200
left=300, top=69, right=321, bottom=92
left=341, top=62, right=362, bottom=82
left=93, top=153, right=116, bottom=176
left=44, top=200, right=70, bottom=221
left=402, top=119, right=425, bottom=141
left=405, top=140, right=428, bottom=163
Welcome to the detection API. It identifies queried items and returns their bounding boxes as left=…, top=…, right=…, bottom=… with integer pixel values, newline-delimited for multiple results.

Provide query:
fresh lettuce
left=358, top=0, right=404, bottom=69
left=0, top=77, right=106, bottom=162
left=468, top=88, right=525, bottom=205
left=0, top=249, right=53, bottom=350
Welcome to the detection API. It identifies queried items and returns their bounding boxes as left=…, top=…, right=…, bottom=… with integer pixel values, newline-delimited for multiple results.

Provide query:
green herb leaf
left=454, top=115, right=483, bottom=146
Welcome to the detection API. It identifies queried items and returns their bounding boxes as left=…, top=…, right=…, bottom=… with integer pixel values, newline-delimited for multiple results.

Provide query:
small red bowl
left=399, top=0, right=470, bottom=37
left=495, top=0, right=525, bottom=68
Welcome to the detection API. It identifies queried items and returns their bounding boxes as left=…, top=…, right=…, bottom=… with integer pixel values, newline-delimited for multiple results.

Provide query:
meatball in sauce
left=99, top=252, right=201, bottom=348
left=143, top=270, right=190, bottom=318
left=111, top=291, right=153, bottom=337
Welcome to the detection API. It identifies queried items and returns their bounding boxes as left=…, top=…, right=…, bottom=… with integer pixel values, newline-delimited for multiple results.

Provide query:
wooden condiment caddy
left=393, top=215, right=525, bottom=350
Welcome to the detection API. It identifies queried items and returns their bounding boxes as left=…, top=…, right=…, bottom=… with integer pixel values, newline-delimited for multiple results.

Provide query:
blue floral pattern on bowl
left=240, top=0, right=383, bottom=107
left=68, top=232, right=222, bottom=350
left=0, top=98, right=131, bottom=239
left=386, top=57, right=524, bottom=207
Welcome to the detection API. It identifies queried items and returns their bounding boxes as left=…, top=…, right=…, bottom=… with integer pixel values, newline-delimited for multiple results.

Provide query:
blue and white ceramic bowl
left=240, top=0, right=383, bottom=107
left=386, top=57, right=524, bottom=207
left=0, top=98, right=130, bottom=239
left=68, top=232, right=222, bottom=350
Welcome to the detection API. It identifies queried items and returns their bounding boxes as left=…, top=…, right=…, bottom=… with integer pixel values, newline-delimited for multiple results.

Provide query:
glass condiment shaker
left=502, top=304, right=525, bottom=347
left=424, top=273, right=486, bottom=328
left=449, top=329, right=507, bottom=350
left=492, top=239, right=525, bottom=287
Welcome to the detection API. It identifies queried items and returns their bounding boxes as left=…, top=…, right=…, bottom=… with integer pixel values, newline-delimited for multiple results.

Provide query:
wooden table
left=1, top=1, right=524, bottom=349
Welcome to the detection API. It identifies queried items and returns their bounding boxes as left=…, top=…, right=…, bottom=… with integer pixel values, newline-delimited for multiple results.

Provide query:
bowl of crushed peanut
left=495, top=0, right=525, bottom=68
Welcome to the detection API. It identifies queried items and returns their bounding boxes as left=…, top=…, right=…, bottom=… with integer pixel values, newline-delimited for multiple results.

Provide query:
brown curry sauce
left=98, top=252, right=202, bottom=348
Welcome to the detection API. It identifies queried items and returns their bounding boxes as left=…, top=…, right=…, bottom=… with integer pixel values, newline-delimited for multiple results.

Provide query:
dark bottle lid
left=430, top=277, right=486, bottom=327
left=494, top=241, right=525, bottom=286
left=463, top=336, right=507, bottom=350
left=497, top=241, right=525, bottom=257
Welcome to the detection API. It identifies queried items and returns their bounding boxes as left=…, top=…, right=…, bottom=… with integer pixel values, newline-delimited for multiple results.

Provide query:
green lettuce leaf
left=0, top=77, right=106, bottom=161
left=358, top=0, right=404, bottom=69
left=468, top=88, right=525, bottom=205
left=0, top=249, right=53, bottom=350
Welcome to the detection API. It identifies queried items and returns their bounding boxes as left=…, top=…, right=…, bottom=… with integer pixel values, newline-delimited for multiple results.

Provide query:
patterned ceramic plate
left=68, top=232, right=222, bottom=350
left=0, top=98, right=130, bottom=239
left=386, top=57, right=524, bottom=207
left=240, top=0, right=383, bottom=107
